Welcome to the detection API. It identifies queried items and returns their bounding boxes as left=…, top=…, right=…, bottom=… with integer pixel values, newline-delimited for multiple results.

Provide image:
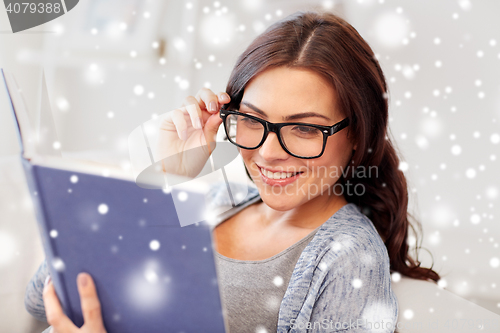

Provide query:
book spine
left=21, top=157, right=75, bottom=322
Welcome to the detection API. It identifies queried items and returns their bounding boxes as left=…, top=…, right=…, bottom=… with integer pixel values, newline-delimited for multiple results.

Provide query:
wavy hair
left=224, top=11, right=440, bottom=282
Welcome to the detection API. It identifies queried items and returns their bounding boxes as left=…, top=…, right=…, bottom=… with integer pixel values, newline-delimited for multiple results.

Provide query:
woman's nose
left=258, top=132, right=289, bottom=161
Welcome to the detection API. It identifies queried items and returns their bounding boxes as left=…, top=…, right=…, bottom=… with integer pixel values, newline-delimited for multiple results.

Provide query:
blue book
left=2, top=69, right=228, bottom=332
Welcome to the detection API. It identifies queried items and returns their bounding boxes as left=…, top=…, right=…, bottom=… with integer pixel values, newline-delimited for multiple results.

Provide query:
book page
left=35, top=71, right=62, bottom=158
left=2, top=69, right=36, bottom=158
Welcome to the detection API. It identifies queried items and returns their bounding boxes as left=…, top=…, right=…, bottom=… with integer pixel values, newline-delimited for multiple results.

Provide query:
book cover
left=2, top=68, right=227, bottom=332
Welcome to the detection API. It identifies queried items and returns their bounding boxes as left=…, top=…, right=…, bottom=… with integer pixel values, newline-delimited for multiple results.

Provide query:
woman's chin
left=256, top=190, right=302, bottom=211
left=260, top=198, right=296, bottom=211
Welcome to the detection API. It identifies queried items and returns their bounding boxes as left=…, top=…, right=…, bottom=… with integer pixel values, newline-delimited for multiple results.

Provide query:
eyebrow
left=241, top=101, right=332, bottom=122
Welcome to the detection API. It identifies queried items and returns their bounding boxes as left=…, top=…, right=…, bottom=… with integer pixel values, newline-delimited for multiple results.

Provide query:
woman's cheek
left=241, top=151, right=258, bottom=179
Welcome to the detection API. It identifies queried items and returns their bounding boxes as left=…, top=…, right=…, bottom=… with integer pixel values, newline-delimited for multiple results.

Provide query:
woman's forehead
left=241, top=67, right=341, bottom=120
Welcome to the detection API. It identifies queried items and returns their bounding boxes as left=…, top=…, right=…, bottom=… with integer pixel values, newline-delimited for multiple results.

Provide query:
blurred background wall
left=0, top=0, right=499, bottom=331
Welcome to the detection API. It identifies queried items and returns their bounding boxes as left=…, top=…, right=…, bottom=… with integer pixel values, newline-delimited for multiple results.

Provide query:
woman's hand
left=157, top=88, right=230, bottom=178
left=43, top=273, right=106, bottom=333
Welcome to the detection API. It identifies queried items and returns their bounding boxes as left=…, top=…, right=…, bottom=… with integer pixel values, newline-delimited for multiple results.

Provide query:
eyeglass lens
left=225, top=113, right=324, bottom=158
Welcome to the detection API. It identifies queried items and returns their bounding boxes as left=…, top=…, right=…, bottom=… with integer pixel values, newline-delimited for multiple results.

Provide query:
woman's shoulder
left=287, top=202, right=390, bottom=285
left=280, top=203, right=397, bottom=332
left=309, top=203, right=390, bottom=265
left=320, top=203, right=384, bottom=242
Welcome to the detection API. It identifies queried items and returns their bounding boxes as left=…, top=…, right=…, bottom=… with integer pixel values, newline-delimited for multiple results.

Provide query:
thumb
left=203, top=113, right=223, bottom=154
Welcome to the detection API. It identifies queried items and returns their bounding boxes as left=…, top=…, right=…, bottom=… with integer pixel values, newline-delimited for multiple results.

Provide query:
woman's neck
left=257, top=192, right=349, bottom=230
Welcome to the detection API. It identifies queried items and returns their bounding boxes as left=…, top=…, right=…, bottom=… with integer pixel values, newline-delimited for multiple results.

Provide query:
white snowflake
left=470, top=214, right=481, bottom=224
left=133, top=85, right=144, bottom=96
left=255, top=326, right=268, bottom=333
left=398, top=161, right=409, bottom=172
left=465, top=168, right=476, bottom=179
left=144, top=269, right=158, bottom=284
left=273, top=276, right=284, bottom=287
left=52, top=257, right=65, bottom=272
left=149, top=240, right=160, bottom=251
left=352, top=278, right=363, bottom=288
left=458, top=0, right=472, bottom=11
left=98, top=203, right=109, bottom=215
left=403, top=309, right=414, bottom=319
left=391, top=272, right=401, bottom=282
left=490, top=257, right=499, bottom=268
left=56, top=97, right=70, bottom=112
left=451, top=145, right=462, bottom=155
left=330, top=241, right=342, bottom=251
left=177, top=191, right=188, bottom=202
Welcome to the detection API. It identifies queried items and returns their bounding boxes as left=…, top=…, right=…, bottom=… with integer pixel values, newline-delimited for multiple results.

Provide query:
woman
left=29, top=11, right=440, bottom=333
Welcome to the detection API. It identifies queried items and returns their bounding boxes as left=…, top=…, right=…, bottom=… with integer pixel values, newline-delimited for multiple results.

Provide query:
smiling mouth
left=259, top=167, right=303, bottom=180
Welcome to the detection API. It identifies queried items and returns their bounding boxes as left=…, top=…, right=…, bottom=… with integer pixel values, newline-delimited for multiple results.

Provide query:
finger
left=195, top=88, right=220, bottom=113
left=203, top=113, right=224, bottom=154
left=43, top=278, right=77, bottom=333
left=217, top=92, right=231, bottom=106
left=184, top=96, right=202, bottom=130
left=171, top=108, right=188, bottom=140
left=77, top=273, right=106, bottom=332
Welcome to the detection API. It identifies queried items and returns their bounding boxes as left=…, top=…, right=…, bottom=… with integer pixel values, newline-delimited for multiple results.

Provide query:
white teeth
left=260, top=168, right=297, bottom=179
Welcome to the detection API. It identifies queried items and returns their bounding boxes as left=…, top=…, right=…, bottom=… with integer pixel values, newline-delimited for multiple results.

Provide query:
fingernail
left=78, top=274, right=88, bottom=287
left=209, top=101, right=217, bottom=112
left=44, top=275, right=51, bottom=288
left=219, top=93, right=227, bottom=101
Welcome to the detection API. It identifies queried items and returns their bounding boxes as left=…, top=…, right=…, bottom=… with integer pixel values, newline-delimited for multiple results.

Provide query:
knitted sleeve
left=25, top=259, right=49, bottom=323
left=306, top=227, right=398, bottom=332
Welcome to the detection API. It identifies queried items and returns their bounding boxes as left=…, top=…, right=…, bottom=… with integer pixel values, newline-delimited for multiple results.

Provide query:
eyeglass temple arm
left=330, top=118, right=350, bottom=135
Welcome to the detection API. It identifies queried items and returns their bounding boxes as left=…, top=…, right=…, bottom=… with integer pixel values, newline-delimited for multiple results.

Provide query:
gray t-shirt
left=215, top=218, right=319, bottom=333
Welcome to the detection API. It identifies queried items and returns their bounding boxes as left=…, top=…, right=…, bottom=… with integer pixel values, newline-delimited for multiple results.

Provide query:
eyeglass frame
left=219, top=108, right=350, bottom=159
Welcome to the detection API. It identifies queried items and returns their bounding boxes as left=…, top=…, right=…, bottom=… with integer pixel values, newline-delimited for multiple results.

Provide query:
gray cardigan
left=275, top=202, right=398, bottom=332
left=208, top=185, right=399, bottom=332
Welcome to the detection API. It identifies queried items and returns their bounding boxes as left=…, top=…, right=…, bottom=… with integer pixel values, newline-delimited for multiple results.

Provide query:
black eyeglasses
left=220, top=109, right=350, bottom=159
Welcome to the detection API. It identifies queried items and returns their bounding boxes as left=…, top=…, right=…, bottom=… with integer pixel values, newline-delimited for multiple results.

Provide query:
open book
left=2, top=69, right=228, bottom=332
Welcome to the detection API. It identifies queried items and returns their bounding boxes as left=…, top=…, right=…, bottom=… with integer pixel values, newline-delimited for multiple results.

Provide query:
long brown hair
left=225, top=11, right=440, bottom=282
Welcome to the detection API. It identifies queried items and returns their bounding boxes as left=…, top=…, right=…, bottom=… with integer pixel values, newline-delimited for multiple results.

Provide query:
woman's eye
left=297, top=126, right=312, bottom=132
left=239, top=116, right=263, bottom=129
left=293, top=126, right=320, bottom=135
left=241, top=117, right=260, bottom=124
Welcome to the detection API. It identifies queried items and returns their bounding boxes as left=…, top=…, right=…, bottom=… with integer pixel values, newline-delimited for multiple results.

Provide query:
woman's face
left=239, top=66, right=356, bottom=211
